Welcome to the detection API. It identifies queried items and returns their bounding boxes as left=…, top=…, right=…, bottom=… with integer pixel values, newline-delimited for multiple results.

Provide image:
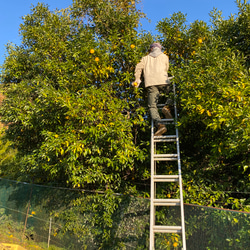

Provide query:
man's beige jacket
left=134, top=48, right=170, bottom=88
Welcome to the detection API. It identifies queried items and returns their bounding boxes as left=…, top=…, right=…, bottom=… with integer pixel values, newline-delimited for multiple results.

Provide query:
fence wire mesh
left=0, top=178, right=249, bottom=249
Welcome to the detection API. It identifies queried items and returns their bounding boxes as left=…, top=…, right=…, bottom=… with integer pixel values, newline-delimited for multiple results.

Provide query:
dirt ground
left=0, top=233, right=42, bottom=250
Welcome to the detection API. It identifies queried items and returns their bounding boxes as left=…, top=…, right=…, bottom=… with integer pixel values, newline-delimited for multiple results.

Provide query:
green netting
left=0, top=178, right=249, bottom=249
left=184, top=204, right=250, bottom=250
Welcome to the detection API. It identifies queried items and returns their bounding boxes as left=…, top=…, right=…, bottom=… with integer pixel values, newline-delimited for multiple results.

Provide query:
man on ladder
left=132, top=42, right=173, bottom=136
left=132, top=43, right=186, bottom=249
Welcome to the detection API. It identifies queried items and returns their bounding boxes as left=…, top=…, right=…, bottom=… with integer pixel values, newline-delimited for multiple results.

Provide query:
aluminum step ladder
left=149, top=84, right=186, bottom=249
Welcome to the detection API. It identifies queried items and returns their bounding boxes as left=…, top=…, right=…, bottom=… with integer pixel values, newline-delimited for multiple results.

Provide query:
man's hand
left=132, top=80, right=141, bottom=88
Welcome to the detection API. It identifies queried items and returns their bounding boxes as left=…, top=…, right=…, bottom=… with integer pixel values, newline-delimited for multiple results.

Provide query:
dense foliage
left=0, top=0, right=249, bottom=247
left=0, top=0, right=151, bottom=190
left=156, top=1, right=249, bottom=211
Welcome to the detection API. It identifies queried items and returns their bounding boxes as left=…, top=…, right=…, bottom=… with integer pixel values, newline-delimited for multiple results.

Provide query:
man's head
left=150, top=43, right=162, bottom=50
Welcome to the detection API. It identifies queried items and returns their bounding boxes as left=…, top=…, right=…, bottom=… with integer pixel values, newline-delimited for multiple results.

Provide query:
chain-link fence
left=0, top=178, right=249, bottom=249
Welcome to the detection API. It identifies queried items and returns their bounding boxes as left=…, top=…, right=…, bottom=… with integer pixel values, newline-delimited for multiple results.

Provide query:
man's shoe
left=162, top=106, right=173, bottom=119
left=154, top=124, right=167, bottom=136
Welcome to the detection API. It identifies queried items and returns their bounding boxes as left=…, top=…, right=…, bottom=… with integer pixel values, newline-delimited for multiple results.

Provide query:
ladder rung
left=160, top=118, right=174, bottom=124
left=154, top=154, right=178, bottom=161
left=154, top=135, right=177, bottom=142
left=154, top=138, right=176, bottom=142
left=157, top=104, right=166, bottom=107
left=153, top=225, right=182, bottom=234
left=153, top=199, right=180, bottom=206
left=153, top=175, right=179, bottom=182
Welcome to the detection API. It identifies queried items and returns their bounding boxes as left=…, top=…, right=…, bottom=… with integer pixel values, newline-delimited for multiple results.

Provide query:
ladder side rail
left=150, top=119, right=155, bottom=250
left=176, top=126, right=187, bottom=250
left=173, top=83, right=186, bottom=250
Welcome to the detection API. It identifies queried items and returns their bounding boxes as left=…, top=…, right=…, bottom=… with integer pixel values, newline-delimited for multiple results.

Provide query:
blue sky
left=0, top=0, right=241, bottom=65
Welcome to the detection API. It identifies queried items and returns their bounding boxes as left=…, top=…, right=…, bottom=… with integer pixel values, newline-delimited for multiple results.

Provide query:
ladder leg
left=174, top=83, right=186, bottom=250
left=150, top=120, right=155, bottom=250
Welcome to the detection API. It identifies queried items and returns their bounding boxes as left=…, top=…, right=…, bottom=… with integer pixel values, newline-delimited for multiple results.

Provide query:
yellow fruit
left=133, top=82, right=138, bottom=86
left=90, top=49, right=95, bottom=54
left=130, top=44, right=135, bottom=49
left=173, top=242, right=178, bottom=247
left=95, top=57, right=99, bottom=62
left=198, top=38, right=203, bottom=44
